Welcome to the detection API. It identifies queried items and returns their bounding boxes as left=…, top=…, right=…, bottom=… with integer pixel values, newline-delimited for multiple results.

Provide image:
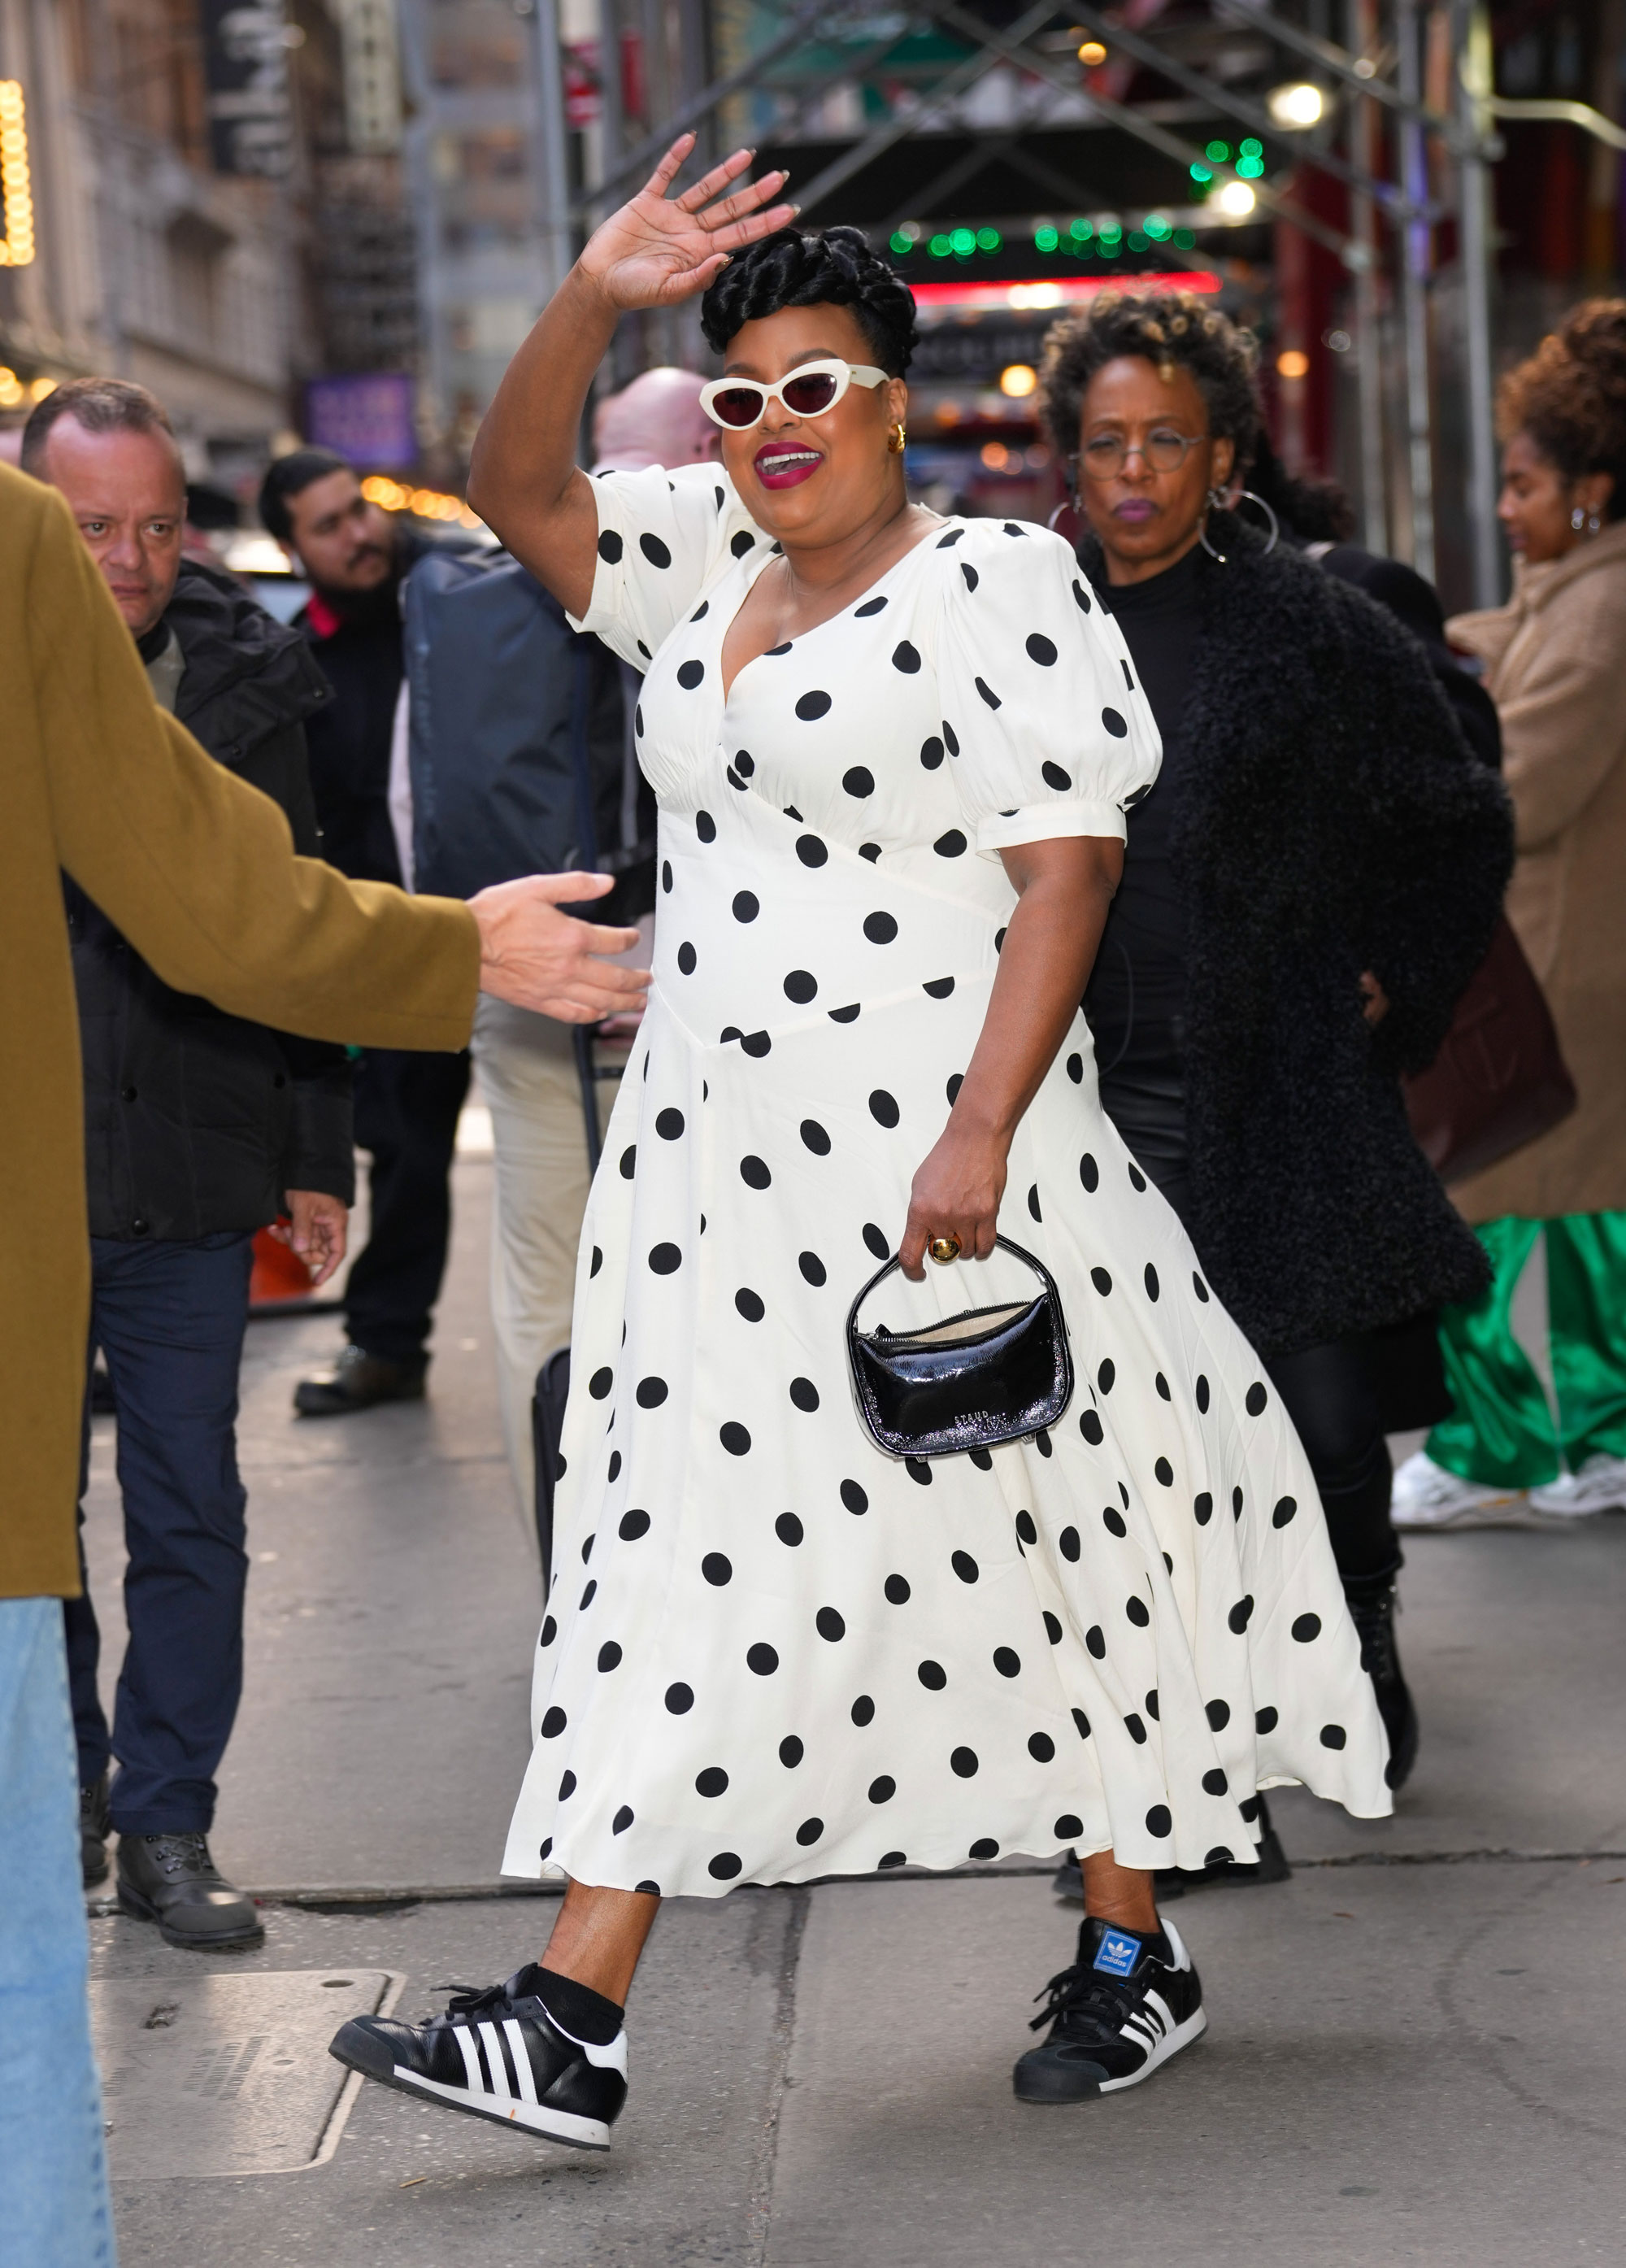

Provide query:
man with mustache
left=261, top=450, right=472, bottom=1418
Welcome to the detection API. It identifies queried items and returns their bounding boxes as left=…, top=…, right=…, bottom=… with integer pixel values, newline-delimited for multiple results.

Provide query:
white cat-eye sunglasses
left=698, top=359, right=889, bottom=432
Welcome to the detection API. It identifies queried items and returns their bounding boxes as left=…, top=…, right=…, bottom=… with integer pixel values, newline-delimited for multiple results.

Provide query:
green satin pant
left=1427, top=1212, right=1626, bottom=1487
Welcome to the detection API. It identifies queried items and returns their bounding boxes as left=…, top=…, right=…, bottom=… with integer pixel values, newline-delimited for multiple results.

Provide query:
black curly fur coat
left=1078, top=529, right=1515, bottom=1358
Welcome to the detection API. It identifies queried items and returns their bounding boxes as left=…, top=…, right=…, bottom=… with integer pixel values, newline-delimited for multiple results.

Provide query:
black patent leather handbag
left=846, top=1234, right=1074, bottom=1460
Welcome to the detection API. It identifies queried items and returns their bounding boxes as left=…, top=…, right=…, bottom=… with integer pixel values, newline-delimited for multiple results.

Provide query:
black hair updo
left=700, top=225, right=917, bottom=375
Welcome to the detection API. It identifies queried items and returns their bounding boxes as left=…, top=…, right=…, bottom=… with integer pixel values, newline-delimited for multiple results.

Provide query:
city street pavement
left=82, top=1134, right=1626, bottom=2265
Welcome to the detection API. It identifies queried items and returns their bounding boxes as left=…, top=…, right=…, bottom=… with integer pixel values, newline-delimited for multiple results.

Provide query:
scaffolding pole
left=529, top=0, right=574, bottom=304
left=1396, top=0, right=1436, bottom=579
left=1454, top=0, right=1502, bottom=606
left=1348, top=0, right=1387, bottom=553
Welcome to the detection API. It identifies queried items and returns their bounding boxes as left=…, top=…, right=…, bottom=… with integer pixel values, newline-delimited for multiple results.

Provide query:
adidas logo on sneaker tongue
left=1092, top=1927, right=1144, bottom=1978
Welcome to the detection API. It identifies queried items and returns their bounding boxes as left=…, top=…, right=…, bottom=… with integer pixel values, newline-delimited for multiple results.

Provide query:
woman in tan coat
left=1394, top=303, right=1626, bottom=1526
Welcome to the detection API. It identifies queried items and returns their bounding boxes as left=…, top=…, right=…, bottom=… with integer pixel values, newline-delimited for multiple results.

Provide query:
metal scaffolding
left=541, top=0, right=1617, bottom=606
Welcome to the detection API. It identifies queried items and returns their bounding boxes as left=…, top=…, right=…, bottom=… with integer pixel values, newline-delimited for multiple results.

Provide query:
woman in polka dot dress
left=330, top=140, right=1389, bottom=2144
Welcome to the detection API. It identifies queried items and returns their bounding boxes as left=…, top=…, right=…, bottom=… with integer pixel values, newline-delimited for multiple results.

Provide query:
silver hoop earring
left=1198, top=486, right=1280, bottom=565
left=1198, top=486, right=1230, bottom=564
left=1589, top=512, right=1603, bottom=536
left=1572, top=505, right=1588, bottom=533
left=1231, top=489, right=1280, bottom=552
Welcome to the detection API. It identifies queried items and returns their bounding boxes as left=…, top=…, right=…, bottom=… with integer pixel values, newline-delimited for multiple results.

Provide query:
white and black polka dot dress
left=502, top=464, right=1390, bottom=1897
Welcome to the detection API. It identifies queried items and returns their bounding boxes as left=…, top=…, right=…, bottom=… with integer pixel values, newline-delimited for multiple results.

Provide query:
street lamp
left=1267, top=81, right=1326, bottom=130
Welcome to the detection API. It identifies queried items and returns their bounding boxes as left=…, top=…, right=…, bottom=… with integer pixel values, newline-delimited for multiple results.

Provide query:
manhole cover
left=91, top=1969, right=401, bottom=2178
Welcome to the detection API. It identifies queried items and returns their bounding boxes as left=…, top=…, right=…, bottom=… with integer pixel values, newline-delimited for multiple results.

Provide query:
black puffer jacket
left=67, top=560, right=354, bottom=1242
left=1080, top=525, right=1514, bottom=1356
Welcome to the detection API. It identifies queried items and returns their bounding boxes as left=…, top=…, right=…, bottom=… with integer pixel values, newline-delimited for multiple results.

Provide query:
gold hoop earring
left=888, top=421, right=907, bottom=455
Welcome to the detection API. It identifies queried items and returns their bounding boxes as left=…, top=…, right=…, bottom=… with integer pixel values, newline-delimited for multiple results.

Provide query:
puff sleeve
left=569, top=463, right=767, bottom=671
left=937, top=523, right=1161, bottom=856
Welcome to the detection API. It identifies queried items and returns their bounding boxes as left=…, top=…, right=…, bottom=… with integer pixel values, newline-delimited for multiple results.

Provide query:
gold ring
left=928, top=1234, right=962, bottom=1265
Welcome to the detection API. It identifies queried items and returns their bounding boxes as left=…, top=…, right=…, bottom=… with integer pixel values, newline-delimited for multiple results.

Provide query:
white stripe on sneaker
left=453, top=2024, right=482, bottom=2093
left=1098, top=2003, right=1208, bottom=2094
left=503, top=2018, right=539, bottom=2107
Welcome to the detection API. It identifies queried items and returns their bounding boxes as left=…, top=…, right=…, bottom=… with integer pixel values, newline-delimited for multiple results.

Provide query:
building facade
left=0, top=0, right=418, bottom=494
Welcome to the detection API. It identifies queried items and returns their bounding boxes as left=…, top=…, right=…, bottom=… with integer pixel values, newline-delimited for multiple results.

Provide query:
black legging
left=1098, top=1034, right=1400, bottom=1590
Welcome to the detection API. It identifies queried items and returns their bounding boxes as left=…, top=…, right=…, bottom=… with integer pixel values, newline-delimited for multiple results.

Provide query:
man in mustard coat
left=0, top=462, right=648, bottom=2266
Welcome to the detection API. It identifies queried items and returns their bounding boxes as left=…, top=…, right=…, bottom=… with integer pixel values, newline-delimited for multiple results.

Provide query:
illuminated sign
left=0, top=82, right=35, bottom=267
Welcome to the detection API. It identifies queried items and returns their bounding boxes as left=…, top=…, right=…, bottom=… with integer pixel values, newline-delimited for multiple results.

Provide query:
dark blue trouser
left=63, top=1231, right=254, bottom=1835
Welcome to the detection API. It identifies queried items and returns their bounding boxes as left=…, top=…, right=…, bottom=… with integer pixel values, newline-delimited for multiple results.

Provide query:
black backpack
left=402, top=546, right=654, bottom=921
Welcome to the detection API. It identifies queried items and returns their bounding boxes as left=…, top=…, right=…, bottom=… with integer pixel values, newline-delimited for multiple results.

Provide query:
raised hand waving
left=578, top=133, right=797, bottom=311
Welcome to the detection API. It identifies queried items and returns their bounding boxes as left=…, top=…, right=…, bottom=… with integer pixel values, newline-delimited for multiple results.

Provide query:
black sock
left=515, top=1963, right=624, bottom=2044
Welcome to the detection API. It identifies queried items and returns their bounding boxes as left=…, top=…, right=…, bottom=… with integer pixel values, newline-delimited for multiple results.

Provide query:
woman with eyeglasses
left=330, top=148, right=1390, bottom=2144
left=1035, top=294, right=1511, bottom=1868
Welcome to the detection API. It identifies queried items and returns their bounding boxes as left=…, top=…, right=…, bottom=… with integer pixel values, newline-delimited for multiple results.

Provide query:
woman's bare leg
left=535, top=1857, right=1151, bottom=2006
left=539, top=1881, right=660, bottom=2004
left=1079, top=1850, right=1159, bottom=1934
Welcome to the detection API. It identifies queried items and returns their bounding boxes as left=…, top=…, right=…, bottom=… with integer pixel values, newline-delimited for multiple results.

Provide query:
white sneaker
left=1389, top=1451, right=1528, bottom=1530
left=1528, top=1455, right=1626, bottom=1518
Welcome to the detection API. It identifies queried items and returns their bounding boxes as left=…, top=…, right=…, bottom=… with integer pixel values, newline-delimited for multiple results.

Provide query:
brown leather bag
left=1402, top=914, right=1577, bottom=1186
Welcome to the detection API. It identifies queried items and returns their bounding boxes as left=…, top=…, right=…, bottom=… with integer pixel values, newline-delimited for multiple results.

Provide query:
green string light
left=1173, top=225, right=1196, bottom=249
left=1189, top=161, right=1211, bottom=183
left=1205, top=139, right=1230, bottom=163
left=976, top=225, right=1001, bottom=252
left=1240, top=137, right=1263, bottom=158
left=1236, top=153, right=1264, bottom=177
left=928, top=232, right=952, bottom=257
left=1034, top=223, right=1059, bottom=251
left=950, top=225, right=976, bottom=255
left=1144, top=213, right=1172, bottom=240
left=889, top=230, right=914, bottom=255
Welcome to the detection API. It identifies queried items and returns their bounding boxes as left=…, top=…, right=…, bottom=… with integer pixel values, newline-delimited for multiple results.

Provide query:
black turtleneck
left=1084, top=540, right=1211, bottom=1047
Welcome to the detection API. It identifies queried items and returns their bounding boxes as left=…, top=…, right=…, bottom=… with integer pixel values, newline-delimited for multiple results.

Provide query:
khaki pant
left=471, top=997, right=614, bottom=1551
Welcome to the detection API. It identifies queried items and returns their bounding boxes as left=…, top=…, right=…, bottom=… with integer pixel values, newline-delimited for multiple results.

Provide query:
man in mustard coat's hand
left=0, top=460, right=648, bottom=2268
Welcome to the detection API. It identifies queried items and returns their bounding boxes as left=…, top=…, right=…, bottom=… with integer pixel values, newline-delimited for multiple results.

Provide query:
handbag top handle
left=846, top=1233, right=1064, bottom=1343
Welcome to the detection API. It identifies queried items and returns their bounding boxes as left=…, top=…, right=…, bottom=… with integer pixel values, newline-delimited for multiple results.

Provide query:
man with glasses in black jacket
left=24, top=380, right=354, bottom=1946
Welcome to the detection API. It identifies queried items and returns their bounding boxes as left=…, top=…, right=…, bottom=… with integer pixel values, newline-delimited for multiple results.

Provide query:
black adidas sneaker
left=329, top=1965, right=628, bottom=2150
left=1014, top=1915, right=1206, bottom=2102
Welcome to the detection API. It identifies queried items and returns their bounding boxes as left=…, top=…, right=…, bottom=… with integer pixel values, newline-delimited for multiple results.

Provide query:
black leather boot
left=80, top=1769, right=111, bottom=1888
left=117, top=1831, right=263, bottom=1948
left=1343, top=1572, right=1419, bottom=1790
left=293, top=1344, right=427, bottom=1417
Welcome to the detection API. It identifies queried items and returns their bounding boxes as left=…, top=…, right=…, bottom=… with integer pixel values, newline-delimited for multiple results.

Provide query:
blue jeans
left=65, top=1231, right=254, bottom=1832
left=0, top=1597, right=117, bottom=2266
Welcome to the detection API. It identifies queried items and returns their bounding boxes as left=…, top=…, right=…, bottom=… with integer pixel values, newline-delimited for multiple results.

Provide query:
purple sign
left=303, top=374, right=417, bottom=472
